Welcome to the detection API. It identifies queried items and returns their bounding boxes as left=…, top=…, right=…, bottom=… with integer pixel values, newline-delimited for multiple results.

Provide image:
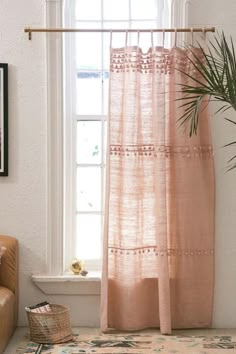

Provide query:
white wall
left=0, top=0, right=236, bottom=327
left=0, top=0, right=48, bottom=325
left=0, top=0, right=99, bottom=327
left=187, top=0, right=236, bottom=328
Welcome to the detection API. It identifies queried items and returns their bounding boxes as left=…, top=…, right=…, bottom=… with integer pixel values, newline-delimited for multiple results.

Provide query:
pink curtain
left=101, top=45, right=215, bottom=334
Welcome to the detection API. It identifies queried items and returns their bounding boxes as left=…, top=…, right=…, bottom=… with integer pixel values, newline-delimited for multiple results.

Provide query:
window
left=62, top=0, right=172, bottom=272
left=47, top=0, right=187, bottom=277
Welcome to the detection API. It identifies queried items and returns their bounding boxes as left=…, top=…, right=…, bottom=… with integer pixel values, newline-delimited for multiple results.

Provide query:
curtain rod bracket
left=25, top=27, right=32, bottom=40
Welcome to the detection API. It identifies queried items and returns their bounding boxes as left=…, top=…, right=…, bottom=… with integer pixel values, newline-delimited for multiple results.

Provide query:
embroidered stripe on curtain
left=101, top=45, right=215, bottom=334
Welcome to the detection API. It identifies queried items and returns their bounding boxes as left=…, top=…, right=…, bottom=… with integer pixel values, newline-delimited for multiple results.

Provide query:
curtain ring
left=190, top=27, right=194, bottom=46
left=162, top=29, right=165, bottom=48
left=110, top=30, right=113, bottom=49
left=137, top=29, right=140, bottom=48
left=151, top=30, right=154, bottom=49
left=125, top=29, right=128, bottom=47
left=174, top=28, right=177, bottom=47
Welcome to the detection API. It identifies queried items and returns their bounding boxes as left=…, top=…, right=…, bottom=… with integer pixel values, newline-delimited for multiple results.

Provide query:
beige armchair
left=0, top=235, right=18, bottom=353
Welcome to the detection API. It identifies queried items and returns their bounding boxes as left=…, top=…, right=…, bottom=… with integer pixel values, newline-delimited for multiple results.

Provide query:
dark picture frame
left=0, top=64, right=8, bottom=176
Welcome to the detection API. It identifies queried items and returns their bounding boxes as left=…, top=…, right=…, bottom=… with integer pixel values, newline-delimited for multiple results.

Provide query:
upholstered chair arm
left=0, top=235, right=19, bottom=325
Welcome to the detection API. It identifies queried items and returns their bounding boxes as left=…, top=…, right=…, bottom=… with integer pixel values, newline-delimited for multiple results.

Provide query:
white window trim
left=46, top=0, right=64, bottom=276
left=32, top=273, right=101, bottom=295
left=33, top=0, right=187, bottom=294
left=63, top=0, right=77, bottom=273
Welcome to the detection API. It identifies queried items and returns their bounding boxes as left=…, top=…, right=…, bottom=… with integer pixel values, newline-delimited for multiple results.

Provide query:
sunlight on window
left=131, top=0, right=158, bottom=19
left=103, top=74, right=109, bottom=115
left=76, top=73, right=102, bottom=115
left=76, top=214, right=101, bottom=259
left=75, top=0, right=101, bottom=20
left=77, top=121, right=102, bottom=164
left=75, top=33, right=102, bottom=70
left=77, top=167, right=101, bottom=212
left=103, top=0, right=129, bottom=20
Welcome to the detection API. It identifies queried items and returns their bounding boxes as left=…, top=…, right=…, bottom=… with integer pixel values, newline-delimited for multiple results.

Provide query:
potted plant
left=178, top=32, right=236, bottom=170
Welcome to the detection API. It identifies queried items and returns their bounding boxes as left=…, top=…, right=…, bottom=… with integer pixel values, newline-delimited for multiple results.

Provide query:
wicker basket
left=26, top=304, right=73, bottom=344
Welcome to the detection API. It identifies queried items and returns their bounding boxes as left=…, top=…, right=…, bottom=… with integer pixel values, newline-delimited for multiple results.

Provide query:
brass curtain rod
left=24, top=27, right=215, bottom=40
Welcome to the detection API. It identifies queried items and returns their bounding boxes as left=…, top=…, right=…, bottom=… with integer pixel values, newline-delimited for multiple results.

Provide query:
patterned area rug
left=16, top=332, right=236, bottom=353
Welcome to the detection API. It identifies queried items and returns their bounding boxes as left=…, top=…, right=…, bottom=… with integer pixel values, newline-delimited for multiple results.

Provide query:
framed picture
left=0, top=64, right=8, bottom=176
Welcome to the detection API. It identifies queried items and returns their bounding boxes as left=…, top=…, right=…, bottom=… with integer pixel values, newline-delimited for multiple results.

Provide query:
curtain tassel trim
left=108, top=247, right=214, bottom=256
left=110, top=144, right=213, bottom=158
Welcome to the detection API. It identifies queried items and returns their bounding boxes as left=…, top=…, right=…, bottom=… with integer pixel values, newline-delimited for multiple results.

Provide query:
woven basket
left=26, top=304, right=73, bottom=344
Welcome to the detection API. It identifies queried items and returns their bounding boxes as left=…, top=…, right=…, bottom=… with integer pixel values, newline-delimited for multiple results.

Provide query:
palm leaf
left=226, top=161, right=236, bottom=172
left=177, top=31, right=236, bottom=170
left=225, top=117, right=236, bottom=125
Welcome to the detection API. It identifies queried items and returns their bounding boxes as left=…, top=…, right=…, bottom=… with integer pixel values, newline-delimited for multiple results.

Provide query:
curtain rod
left=24, top=27, right=215, bottom=40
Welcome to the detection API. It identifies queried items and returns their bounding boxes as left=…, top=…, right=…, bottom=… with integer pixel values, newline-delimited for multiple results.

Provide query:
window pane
left=75, top=0, right=101, bottom=20
left=103, top=21, right=130, bottom=30
left=103, top=0, right=129, bottom=20
left=77, top=167, right=101, bottom=211
left=131, top=0, right=158, bottom=19
left=76, top=72, right=102, bottom=115
left=76, top=214, right=101, bottom=259
left=130, top=20, right=158, bottom=30
left=75, top=33, right=102, bottom=70
left=75, top=22, right=102, bottom=29
left=77, top=121, right=102, bottom=164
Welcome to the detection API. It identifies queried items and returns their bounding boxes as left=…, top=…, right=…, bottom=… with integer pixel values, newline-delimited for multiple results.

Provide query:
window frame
left=63, top=1, right=107, bottom=272
left=63, top=0, right=77, bottom=272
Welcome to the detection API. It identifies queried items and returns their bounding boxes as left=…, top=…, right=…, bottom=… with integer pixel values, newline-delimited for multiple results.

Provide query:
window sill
left=32, top=272, right=101, bottom=295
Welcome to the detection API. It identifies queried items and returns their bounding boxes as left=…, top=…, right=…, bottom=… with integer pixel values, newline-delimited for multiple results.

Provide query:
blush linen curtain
left=101, top=45, right=215, bottom=334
